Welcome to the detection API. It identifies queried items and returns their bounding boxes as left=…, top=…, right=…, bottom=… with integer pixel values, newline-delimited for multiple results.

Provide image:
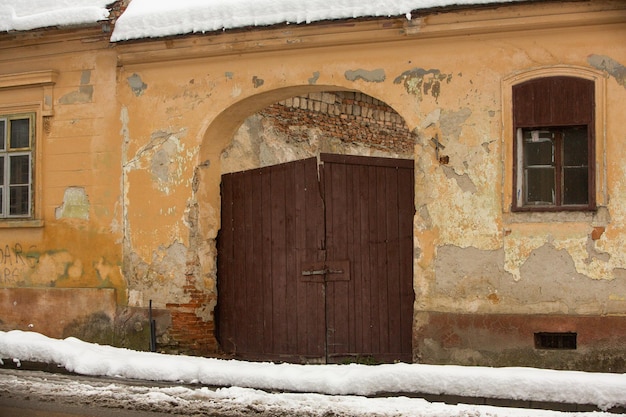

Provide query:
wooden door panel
left=218, top=154, right=413, bottom=363
left=217, top=158, right=326, bottom=361
left=321, top=154, right=414, bottom=363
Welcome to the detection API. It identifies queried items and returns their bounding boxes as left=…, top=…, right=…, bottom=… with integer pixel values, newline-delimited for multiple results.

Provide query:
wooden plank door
left=217, top=154, right=414, bottom=363
left=217, top=157, right=326, bottom=362
left=321, top=154, right=414, bottom=363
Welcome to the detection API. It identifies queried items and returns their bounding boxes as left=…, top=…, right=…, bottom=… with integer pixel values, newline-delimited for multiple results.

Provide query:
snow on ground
left=1, top=330, right=625, bottom=417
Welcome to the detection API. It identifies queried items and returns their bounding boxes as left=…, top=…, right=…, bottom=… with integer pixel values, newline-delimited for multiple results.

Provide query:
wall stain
left=252, top=76, right=265, bottom=88
left=344, top=68, right=386, bottom=83
left=308, top=71, right=320, bottom=85
left=588, top=54, right=626, bottom=89
left=59, top=70, right=93, bottom=104
left=394, top=68, right=452, bottom=101
left=127, top=73, right=147, bottom=96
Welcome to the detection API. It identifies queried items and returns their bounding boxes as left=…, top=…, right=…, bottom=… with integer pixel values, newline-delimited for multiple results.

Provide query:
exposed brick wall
left=259, top=91, right=415, bottom=154
left=165, top=272, right=218, bottom=355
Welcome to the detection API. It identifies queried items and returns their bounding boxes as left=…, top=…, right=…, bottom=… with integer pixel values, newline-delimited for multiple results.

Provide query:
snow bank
left=1, top=330, right=625, bottom=411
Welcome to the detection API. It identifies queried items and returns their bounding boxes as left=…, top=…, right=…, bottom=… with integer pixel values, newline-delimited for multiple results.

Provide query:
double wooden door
left=217, top=154, right=414, bottom=363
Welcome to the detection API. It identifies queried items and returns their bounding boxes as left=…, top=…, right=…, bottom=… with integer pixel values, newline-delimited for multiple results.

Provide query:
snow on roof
left=0, top=0, right=111, bottom=32
left=110, top=0, right=526, bottom=41
left=1, top=0, right=527, bottom=41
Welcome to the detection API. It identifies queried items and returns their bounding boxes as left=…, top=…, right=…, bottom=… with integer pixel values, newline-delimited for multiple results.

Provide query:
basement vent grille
left=534, top=332, right=577, bottom=350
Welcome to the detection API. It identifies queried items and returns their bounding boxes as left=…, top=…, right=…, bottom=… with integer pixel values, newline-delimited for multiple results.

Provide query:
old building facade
left=1, top=0, right=626, bottom=371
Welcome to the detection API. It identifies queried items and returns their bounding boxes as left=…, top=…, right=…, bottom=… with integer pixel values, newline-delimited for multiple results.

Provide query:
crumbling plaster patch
left=588, top=54, right=626, bottom=89
left=394, top=68, right=452, bottom=101
left=435, top=244, right=625, bottom=314
left=55, top=187, right=90, bottom=220
left=414, top=106, right=500, bottom=249
left=124, top=129, right=192, bottom=195
left=126, top=243, right=189, bottom=308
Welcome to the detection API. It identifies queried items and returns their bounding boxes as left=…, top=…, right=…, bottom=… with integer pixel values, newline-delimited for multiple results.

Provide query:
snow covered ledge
left=1, top=330, right=625, bottom=412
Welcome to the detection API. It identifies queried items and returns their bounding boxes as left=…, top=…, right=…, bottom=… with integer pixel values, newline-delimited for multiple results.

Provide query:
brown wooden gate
left=217, top=154, right=414, bottom=363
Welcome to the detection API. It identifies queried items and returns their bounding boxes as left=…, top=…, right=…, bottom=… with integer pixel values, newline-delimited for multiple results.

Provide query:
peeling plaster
left=440, top=108, right=471, bottom=142
left=435, top=244, right=624, bottom=314
left=344, top=68, right=386, bottom=83
left=394, top=68, right=452, bottom=101
left=127, top=73, right=147, bottom=96
left=55, top=187, right=90, bottom=220
left=588, top=54, right=626, bottom=89
left=442, top=165, right=477, bottom=194
left=126, top=243, right=189, bottom=307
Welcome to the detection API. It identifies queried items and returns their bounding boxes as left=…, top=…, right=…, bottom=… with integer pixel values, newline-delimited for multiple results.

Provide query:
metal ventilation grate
left=534, top=332, right=577, bottom=350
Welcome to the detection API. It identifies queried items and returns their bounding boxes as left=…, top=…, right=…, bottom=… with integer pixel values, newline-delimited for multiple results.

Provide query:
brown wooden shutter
left=513, top=76, right=594, bottom=127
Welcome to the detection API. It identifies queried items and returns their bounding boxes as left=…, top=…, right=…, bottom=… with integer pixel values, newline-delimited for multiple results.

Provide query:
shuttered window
left=512, top=77, right=595, bottom=211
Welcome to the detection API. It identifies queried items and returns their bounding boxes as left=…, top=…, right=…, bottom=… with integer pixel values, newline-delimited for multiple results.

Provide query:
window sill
left=0, top=219, right=44, bottom=229
left=503, top=209, right=607, bottom=224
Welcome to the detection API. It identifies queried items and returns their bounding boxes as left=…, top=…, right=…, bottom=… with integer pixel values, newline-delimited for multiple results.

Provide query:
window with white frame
left=0, top=113, right=34, bottom=218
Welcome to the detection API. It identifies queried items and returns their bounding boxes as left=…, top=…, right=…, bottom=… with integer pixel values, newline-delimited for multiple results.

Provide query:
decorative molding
left=116, top=2, right=626, bottom=66
left=0, top=70, right=58, bottom=116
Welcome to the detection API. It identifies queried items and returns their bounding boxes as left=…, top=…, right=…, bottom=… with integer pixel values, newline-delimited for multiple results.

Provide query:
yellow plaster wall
left=1, top=1, right=625, bottom=357
left=0, top=29, right=125, bottom=303
left=117, top=0, right=626, bottom=321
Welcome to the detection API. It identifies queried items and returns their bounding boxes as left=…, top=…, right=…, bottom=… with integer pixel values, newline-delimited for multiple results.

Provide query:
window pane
left=563, top=167, right=588, bottom=205
left=525, top=167, right=555, bottom=204
left=9, top=185, right=29, bottom=216
left=0, top=156, right=4, bottom=185
left=0, top=119, right=5, bottom=150
left=563, top=127, right=588, bottom=167
left=10, top=118, right=30, bottom=149
left=0, top=188, right=3, bottom=216
left=524, top=130, right=554, bottom=166
left=10, top=155, right=30, bottom=185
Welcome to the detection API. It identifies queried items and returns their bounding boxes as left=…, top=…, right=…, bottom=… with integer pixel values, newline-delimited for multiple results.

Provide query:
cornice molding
left=115, top=1, right=626, bottom=66
left=0, top=70, right=58, bottom=116
left=0, top=70, right=58, bottom=90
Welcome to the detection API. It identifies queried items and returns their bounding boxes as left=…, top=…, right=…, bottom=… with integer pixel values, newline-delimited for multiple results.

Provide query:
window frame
left=514, top=124, right=595, bottom=212
left=0, top=113, right=35, bottom=219
left=502, top=66, right=607, bottom=216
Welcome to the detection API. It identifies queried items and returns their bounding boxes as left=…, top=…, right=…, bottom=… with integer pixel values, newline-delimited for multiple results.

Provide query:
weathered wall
left=222, top=91, right=414, bottom=174
left=116, top=0, right=626, bottom=367
left=1, top=0, right=626, bottom=368
left=0, top=28, right=144, bottom=348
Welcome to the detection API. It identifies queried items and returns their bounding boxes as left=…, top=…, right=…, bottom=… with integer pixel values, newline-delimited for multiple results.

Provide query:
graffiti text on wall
left=0, top=244, right=38, bottom=283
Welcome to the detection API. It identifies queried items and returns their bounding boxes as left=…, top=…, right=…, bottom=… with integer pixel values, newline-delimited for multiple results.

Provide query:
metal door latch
left=301, top=260, right=350, bottom=282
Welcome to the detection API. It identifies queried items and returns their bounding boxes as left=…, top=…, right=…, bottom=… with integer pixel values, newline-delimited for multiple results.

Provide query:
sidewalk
left=1, top=330, right=626, bottom=416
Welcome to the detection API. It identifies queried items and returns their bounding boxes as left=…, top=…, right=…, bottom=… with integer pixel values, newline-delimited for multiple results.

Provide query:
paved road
left=0, top=397, right=171, bottom=417
left=0, top=368, right=260, bottom=417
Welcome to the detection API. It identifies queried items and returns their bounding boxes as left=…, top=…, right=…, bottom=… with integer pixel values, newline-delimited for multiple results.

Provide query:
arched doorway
left=214, top=91, right=415, bottom=364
